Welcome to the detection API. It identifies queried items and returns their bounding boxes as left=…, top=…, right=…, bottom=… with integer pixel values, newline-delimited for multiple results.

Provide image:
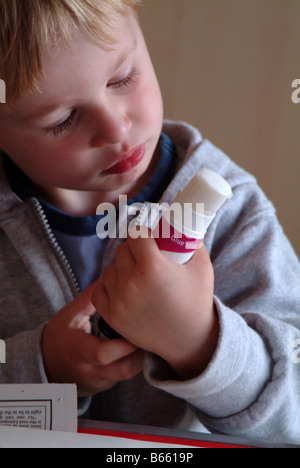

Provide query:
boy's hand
left=42, top=283, right=144, bottom=397
left=92, top=227, right=218, bottom=380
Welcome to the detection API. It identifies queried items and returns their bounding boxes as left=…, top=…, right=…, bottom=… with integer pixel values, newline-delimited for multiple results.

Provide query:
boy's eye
left=47, top=109, right=79, bottom=137
left=108, top=68, right=138, bottom=91
left=44, top=69, right=138, bottom=137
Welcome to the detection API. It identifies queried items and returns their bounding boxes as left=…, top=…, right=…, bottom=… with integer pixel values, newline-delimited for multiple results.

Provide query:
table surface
left=0, top=419, right=299, bottom=448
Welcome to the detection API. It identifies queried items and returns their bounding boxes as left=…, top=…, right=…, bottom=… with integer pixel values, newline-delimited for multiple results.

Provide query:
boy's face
left=0, top=10, right=163, bottom=209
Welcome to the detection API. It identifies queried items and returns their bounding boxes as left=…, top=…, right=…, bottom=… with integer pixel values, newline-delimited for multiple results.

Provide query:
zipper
left=30, top=198, right=81, bottom=296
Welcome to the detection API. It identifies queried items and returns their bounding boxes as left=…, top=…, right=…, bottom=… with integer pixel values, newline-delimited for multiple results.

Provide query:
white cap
left=175, top=168, right=232, bottom=216
left=169, top=168, right=233, bottom=238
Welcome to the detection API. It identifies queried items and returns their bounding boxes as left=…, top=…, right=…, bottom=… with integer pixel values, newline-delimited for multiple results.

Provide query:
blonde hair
left=0, top=0, right=140, bottom=104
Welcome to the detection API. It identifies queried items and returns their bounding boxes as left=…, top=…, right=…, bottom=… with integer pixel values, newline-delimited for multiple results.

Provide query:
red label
left=154, top=217, right=203, bottom=253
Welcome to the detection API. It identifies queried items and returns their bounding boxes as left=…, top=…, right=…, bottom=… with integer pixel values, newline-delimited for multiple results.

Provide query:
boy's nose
left=91, top=107, right=132, bottom=148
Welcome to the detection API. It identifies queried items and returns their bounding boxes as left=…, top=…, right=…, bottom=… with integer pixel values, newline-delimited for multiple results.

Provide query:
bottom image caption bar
left=102, top=450, right=198, bottom=465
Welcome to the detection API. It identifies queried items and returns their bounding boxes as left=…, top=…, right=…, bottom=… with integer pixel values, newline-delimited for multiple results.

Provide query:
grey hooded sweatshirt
left=0, top=120, right=300, bottom=444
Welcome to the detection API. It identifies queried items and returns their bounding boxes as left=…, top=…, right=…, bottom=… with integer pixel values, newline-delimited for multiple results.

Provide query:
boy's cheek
left=133, top=73, right=163, bottom=124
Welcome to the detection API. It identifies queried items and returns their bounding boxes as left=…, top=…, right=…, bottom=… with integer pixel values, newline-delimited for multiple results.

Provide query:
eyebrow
left=113, top=39, right=137, bottom=73
left=13, top=39, right=138, bottom=123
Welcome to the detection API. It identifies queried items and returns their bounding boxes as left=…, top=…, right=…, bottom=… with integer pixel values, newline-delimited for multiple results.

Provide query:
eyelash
left=108, top=67, right=139, bottom=90
left=47, top=109, right=79, bottom=137
left=47, top=68, right=138, bottom=137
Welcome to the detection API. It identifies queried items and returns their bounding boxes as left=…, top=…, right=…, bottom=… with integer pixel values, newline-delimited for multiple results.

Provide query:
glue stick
left=152, top=168, right=232, bottom=264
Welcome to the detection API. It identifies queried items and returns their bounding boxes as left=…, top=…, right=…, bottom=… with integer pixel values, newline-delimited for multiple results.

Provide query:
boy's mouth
left=104, top=145, right=146, bottom=175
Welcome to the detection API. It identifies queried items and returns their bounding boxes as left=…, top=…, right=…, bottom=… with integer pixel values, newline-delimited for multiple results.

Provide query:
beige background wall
left=140, top=0, right=300, bottom=256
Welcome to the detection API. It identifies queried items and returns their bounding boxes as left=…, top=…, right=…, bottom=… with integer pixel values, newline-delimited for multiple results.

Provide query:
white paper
left=0, top=384, right=77, bottom=432
left=0, top=425, right=193, bottom=448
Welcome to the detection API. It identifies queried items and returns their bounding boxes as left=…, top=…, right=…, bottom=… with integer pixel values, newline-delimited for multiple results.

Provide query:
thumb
left=127, top=225, right=160, bottom=264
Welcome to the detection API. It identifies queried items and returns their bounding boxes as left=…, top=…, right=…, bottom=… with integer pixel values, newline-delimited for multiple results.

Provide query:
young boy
left=0, top=0, right=300, bottom=443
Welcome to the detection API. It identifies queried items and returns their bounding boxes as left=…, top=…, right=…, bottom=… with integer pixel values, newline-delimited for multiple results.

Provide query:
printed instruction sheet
left=0, top=384, right=77, bottom=432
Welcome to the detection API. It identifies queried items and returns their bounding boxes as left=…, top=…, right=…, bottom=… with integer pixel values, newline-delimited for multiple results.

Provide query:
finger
left=127, top=225, right=160, bottom=265
left=90, top=349, right=144, bottom=383
left=70, top=279, right=109, bottom=331
left=72, top=282, right=97, bottom=315
left=77, top=350, right=144, bottom=396
left=77, top=332, right=140, bottom=366
left=91, top=281, right=109, bottom=316
left=114, top=242, right=136, bottom=275
left=102, top=263, right=118, bottom=297
left=65, top=283, right=100, bottom=331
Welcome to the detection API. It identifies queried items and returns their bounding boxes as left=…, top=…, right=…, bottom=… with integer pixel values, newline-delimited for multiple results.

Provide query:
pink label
left=155, top=217, right=203, bottom=253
